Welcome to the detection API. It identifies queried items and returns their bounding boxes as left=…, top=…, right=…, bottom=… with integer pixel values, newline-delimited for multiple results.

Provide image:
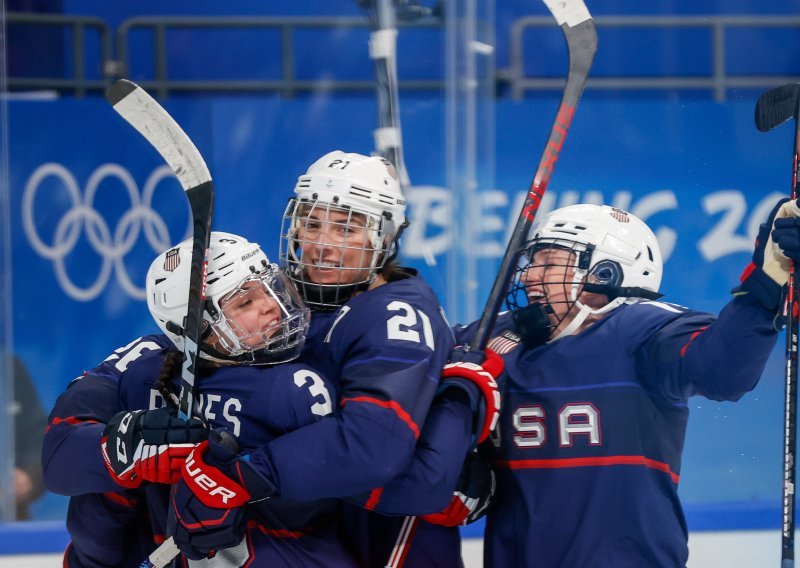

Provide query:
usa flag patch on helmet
left=163, top=248, right=181, bottom=272
left=610, top=208, right=630, bottom=223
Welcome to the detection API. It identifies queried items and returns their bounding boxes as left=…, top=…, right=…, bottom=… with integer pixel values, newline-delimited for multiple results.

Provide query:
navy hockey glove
left=438, top=348, right=503, bottom=445
left=734, top=197, right=800, bottom=311
left=170, top=429, right=277, bottom=559
left=101, top=407, right=209, bottom=488
left=421, top=450, right=495, bottom=527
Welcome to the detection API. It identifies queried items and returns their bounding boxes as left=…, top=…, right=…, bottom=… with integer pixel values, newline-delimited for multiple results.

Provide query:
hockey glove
left=734, top=197, right=800, bottom=311
left=438, top=347, right=503, bottom=445
left=101, top=407, right=209, bottom=488
left=771, top=200, right=800, bottom=263
left=421, top=450, right=496, bottom=527
left=170, top=429, right=277, bottom=559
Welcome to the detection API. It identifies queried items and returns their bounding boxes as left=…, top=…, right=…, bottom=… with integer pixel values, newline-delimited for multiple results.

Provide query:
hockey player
left=170, top=151, right=501, bottom=567
left=43, top=232, right=360, bottom=567
left=453, top=201, right=799, bottom=567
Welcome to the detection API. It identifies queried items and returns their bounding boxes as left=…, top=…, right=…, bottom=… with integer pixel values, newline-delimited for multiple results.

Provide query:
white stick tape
left=369, top=28, right=398, bottom=60
left=543, top=0, right=592, bottom=27
left=374, top=126, right=401, bottom=150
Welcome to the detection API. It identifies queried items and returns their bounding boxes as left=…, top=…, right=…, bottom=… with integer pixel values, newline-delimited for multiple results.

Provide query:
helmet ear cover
left=587, top=259, right=623, bottom=288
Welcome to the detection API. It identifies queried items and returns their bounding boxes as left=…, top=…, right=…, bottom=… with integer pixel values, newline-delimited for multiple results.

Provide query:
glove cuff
left=733, top=264, right=783, bottom=311
left=440, top=364, right=501, bottom=445
left=205, top=431, right=277, bottom=504
left=100, top=437, right=142, bottom=489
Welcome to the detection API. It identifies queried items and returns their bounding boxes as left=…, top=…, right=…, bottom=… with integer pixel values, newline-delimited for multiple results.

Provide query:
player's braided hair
left=155, top=350, right=218, bottom=409
left=155, top=351, right=183, bottom=408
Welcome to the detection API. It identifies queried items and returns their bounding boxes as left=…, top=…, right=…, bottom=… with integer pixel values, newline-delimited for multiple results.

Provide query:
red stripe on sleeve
left=102, top=492, right=138, bottom=508
left=340, top=396, right=421, bottom=439
left=45, top=416, right=101, bottom=433
left=680, top=326, right=708, bottom=358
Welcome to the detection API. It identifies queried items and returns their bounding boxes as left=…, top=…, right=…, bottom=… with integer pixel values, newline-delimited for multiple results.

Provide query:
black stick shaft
left=782, top=93, right=800, bottom=568
left=469, top=17, right=596, bottom=352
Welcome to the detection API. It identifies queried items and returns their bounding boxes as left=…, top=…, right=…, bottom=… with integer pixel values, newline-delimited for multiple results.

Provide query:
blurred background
left=1, top=0, right=800, bottom=564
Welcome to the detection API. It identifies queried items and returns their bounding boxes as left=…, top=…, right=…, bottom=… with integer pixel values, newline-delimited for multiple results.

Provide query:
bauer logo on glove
left=182, top=440, right=251, bottom=509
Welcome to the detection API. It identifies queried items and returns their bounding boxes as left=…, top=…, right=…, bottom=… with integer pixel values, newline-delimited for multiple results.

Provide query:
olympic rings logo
left=23, top=163, right=191, bottom=301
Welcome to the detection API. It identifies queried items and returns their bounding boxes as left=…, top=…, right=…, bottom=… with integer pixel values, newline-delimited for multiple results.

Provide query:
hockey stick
left=106, top=78, right=214, bottom=568
left=359, top=0, right=413, bottom=190
left=381, top=3, right=595, bottom=567
left=356, top=2, right=422, bottom=564
left=755, top=82, right=800, bottom=568
left=468, top=0, right=596, bottom=353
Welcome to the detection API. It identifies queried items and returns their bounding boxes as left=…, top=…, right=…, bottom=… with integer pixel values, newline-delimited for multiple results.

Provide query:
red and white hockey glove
left=101, top=407, right=209, bottom=488
left=170, top=429, right=276, bottom=560
left=422, top=450, right=496, bottom=527
left=439, top=348, right=503, bottom=445
left=180, top=429, right=276, bottom=508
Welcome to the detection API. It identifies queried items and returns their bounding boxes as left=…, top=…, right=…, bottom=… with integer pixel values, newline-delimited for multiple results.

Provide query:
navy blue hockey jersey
left=44, top=334, right=358, bottom=567
left=256, top=270, right=464, bottom=567
left=456, top=296, right=777, bottom=567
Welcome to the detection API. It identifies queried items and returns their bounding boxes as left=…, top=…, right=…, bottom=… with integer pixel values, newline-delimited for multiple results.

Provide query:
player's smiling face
left=206, top=280, right=283, bottom=354
left=294, top=205, right=375, bottom=285
left=520, top=245, right=610, bottom=338
left=521, top=246, right=578, bottom=331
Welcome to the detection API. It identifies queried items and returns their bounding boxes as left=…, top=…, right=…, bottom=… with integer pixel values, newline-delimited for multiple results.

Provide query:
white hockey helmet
left=280, top=150, right=407, bottom=310
left=508, top=204, right=663, bottom=341
left=147, top=231, right=310, bottom=365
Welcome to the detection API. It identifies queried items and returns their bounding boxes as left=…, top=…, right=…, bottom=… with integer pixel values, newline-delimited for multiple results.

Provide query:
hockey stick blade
left=106, top=79, right=211, bottom=191
left=468, top=0, right=597, bottom=351
left=755, top=83, right=800, bottom=133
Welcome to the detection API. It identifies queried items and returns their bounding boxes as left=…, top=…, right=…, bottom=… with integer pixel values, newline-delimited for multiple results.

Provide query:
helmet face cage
left=280, top=198, right=392, bottom=310
left=279, top=150, right=407, bottom=310
left=506, top=240, right=590, bottom=338
left=147, top=231, right=310, bottom=365
left=208, top=266, right=310, bottom=365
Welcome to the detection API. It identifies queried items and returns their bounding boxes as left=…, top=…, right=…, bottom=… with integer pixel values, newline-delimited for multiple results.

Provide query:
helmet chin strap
left=549, top=273, right=628, bottom=342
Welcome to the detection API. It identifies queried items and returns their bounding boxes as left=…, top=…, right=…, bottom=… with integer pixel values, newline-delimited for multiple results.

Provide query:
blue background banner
left=9, top=94, right=789, bottom=522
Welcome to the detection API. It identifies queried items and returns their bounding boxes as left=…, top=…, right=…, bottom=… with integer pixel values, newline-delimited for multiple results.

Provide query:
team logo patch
left=163, top=248, right=181, bottom=272
left=610, top=208, right=630, bottom=223
left=487, top=330, right=522, bottom=354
